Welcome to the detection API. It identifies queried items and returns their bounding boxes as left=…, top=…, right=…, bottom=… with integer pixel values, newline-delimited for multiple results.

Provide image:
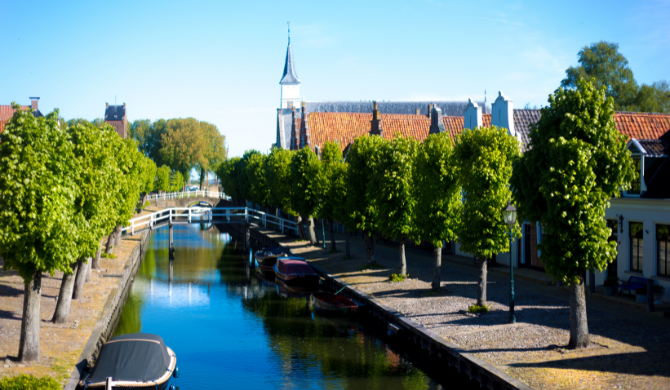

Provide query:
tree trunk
left=18, top=271, right=41, bottom=362
left=85, top=257, right=92, bottom=282
left=52, top=262, right=79, bottom=324
left=432, top=246, right=442, bottom=291
left=398, top=235, right=407, bottom=275
left=345, top=226, right=351, bottom=259
left=200, top=167, right=205, bottom=190
left=92, top=239, right=103, bottom=270
left=364, top=232, right=376, bottom=264
left=72, top=258, right=87, bottom=300
left=568, top=271, right=590, bottom=349
left=477, top=257, right=487, bottom=307
left=105, top=230, right=115, bottom=254
left=330, top=220, right=337, bottom=252
left=296, top=215, right=306, bottom=239
left=113, top=224, right=123, bottom=247
left=306, top=216, right=317, bottom=245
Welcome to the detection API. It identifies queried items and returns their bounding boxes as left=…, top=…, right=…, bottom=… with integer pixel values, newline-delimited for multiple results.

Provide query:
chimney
left=415, top=108, right=420, bottom=115
left=106, top=102, right=109, bottom=108
left=370, top=101, right=384, bottom=137
left=427, top=103, right=434, bottom=119
left=429, top=105, right=445, bottom=134
left=463, top=98, right=483, bottom=130
left=123, top=102, right=126, bottom=108
left=491, top=91, right=516, bottom=137
left=29, top=97, right=39, bottom=111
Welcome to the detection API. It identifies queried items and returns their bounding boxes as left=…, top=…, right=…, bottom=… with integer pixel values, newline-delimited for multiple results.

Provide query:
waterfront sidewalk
left=260, top=226, right=670, bottom=390
left=0, top=236, right=143, bottom=386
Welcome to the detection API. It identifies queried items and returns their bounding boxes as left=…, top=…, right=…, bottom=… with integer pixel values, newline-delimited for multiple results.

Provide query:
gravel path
left=275, top=227, right=670, bottom=390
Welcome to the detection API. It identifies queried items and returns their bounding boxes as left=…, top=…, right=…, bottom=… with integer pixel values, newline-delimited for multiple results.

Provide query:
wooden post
left=245, top=223, right=250, bottom=251
left=169, top=223, right=174, bottom=252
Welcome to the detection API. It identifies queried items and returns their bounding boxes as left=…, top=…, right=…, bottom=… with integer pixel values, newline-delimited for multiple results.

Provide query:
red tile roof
left=614, top=112, right=670, bottom=140
left=0, top=105, right=30, bottom=134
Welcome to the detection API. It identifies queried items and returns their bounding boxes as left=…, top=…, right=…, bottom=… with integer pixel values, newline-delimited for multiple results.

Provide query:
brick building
left=105, top=103, right=127, bottom=138
left=0, top=97, right=43, bottom=134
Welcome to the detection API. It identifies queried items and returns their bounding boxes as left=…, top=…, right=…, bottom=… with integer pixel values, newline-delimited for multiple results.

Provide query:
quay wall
left=244, top=225, right=532, bottom=390
left=65, top=231, right=150, bottom=390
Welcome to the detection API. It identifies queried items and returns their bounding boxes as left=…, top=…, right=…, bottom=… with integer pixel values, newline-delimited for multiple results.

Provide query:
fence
left=146, top=190, right=231, bottom=201
left=122, top=206, right=299, bottom=236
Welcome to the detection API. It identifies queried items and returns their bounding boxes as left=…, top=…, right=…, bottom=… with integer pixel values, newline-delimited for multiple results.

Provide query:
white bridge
left=125, top=190, right=298, bottom=235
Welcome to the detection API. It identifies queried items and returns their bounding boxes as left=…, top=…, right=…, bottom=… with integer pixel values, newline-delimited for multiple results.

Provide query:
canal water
left=113, top=224, right=441, bottom=389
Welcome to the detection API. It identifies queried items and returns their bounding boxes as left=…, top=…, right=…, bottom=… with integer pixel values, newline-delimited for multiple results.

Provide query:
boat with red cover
left=311, top=292, right=358, bottom=316
left=273, top=257, right=320, bottom=287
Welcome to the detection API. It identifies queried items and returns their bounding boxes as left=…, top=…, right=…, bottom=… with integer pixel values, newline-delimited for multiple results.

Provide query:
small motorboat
left=255, top=247, right=285, bottom=270
left=273, top=257, right=320, bottom=287
left=311, top=292, right=358, bottom=316
left=80, top=333, right=178, bottom=389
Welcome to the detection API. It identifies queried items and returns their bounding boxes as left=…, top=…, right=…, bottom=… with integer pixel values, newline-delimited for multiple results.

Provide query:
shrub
left=388, top=273, right=408, bottom=282
left=101, top=252, right=118, bottom=259
left=468, top=304, right=490, bottom=314
left=0, top=374, right=60, bottom=390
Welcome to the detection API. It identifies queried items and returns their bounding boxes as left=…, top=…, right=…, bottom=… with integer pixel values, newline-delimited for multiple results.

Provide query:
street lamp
left=502, top=202, right=517, bottom=324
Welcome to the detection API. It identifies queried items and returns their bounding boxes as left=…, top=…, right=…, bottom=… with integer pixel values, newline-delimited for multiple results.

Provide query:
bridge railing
left=122, top=206, right=299, bottom=236
left=146, top=190, right=232, bottom=202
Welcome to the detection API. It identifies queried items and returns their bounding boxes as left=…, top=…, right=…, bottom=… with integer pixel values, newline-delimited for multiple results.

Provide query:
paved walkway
left=261, top=226, right=670, bottom=390
left=0, top=236, right=143, bottom=385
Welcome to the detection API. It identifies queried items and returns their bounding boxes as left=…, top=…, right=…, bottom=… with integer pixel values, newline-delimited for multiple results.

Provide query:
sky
left=1, top=0, right=668, bottom=157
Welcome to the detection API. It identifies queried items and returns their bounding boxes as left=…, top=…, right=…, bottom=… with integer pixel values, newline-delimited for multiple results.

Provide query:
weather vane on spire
left=287, top=21, right=290, bottom=41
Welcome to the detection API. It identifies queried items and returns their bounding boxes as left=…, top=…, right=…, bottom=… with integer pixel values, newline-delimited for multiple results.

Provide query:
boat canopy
left=276, top=259, right=316, bottom=276
left=88, top=333, right=170, bottom=384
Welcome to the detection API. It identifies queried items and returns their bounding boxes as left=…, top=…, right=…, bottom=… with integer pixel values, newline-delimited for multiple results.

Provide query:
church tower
left=280, top=23, right=301, bottom=109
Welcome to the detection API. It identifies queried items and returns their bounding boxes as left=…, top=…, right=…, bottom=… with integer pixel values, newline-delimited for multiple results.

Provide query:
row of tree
left=0, top=105, right=156, bottom=362
left=218, top=80, right=635, bottom=350
left=129, top=118, right=227, bottom=189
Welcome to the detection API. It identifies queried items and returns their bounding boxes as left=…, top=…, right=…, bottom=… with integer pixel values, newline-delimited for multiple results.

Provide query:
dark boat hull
left=274, top=271, right=320, bottom=287
left=311, top=293, right=358, bottom=316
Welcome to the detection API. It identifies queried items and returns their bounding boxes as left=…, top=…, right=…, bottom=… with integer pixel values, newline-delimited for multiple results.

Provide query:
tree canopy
left=264, top=147, right=295, bottom=215
left=561, top=41, right=669, bottom=113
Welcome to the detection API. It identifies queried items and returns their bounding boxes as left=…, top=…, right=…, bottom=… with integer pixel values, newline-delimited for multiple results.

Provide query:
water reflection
left=113, top=224, right=439, bottom=389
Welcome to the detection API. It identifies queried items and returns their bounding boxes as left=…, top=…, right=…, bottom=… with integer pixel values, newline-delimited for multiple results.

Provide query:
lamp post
left=502, top=202, right=517, bottom=324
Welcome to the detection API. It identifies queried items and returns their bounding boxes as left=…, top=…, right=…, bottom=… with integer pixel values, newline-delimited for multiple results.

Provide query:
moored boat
left=311, top=292, right=358, bottom=316
left=80, top=333, right=178, bottom=389
left=273, top=257, right=320, bottom=287
left=255, top=247, right=285, bottom=269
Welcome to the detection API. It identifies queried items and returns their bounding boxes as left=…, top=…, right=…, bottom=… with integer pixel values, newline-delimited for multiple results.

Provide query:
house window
left=629, top=222, right=643, bottom=272
left=628, top=158, right=641, bottom=194
left=658, top=225, right=670, bottom=277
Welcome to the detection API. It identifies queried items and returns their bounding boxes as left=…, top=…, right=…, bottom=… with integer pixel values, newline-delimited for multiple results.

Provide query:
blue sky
left=1, top=0, right=668, bottom=157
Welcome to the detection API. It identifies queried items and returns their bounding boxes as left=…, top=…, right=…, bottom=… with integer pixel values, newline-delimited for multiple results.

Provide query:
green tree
left=317, top=141, right=343, bottom=252
left=329, top=160, right=350, bottom=257
left=290, top=147, right=321, bottom=244
left=414, top=133, right=462, bottom=291
left=0, top=104, right=82, bottom=362
left=246, top=152, right=269, bottom=207
left=265, top=147, right=295, bottom=217
left=170, top=171, right=184, bottom=192
left=455, top=126, right=521, bottom=308
left=159, top=118, right=207, bottom=180
left=217, top=157, right=243, bottom=202
left=53, top=121, right=123, bottom=323
left=197, top=122, right=227, bottom=190
left=156, top=165, right=171, bottom=193
left=636, top=80, right=670, bottom=113
left=374, top=136, right=419, bottom=276
left=236, top=150, right=261, bottom=204
left=345, top=134, right=388, bottom=263
left=511, top=80, right=635, bottom=349
left=561, top=41, right=639, bottom=111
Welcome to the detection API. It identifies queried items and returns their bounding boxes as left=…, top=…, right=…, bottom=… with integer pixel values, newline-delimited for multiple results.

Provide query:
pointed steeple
left=280, top=23, right=300, bottom=84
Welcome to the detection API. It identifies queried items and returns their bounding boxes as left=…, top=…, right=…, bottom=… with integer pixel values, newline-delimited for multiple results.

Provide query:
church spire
left=280, top=22, right=300, bottom=84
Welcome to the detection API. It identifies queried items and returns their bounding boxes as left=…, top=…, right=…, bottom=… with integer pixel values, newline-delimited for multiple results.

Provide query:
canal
left=112, top=224, right=441, bottom=389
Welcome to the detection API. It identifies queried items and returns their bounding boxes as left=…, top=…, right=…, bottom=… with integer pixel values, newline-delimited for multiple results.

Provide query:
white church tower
left=280, top=24, right=301, bottom=109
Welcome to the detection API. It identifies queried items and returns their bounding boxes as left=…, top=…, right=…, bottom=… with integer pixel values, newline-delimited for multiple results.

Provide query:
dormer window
left=628, top=157, right=641, bottom=194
